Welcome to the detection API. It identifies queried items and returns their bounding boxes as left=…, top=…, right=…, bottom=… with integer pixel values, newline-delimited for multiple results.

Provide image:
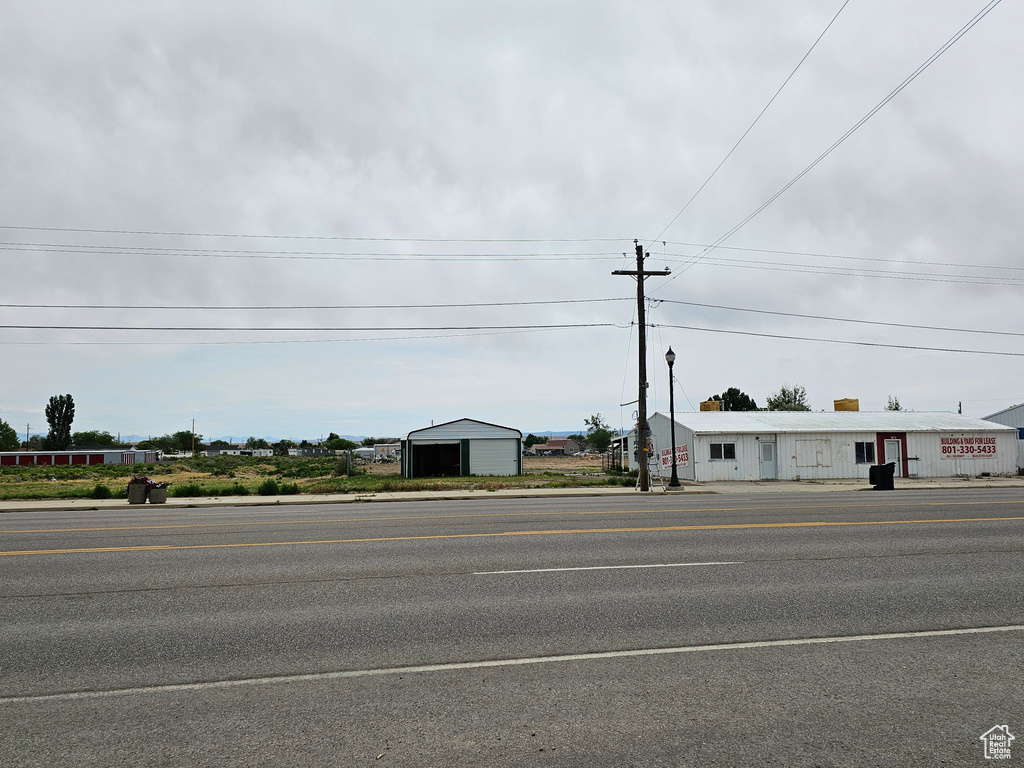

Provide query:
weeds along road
left=2, top=490, right=1023, bottom=766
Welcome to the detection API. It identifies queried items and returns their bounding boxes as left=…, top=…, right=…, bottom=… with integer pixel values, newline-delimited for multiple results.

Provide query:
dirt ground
left=523, top=455, right=604, bottom=473
left=361, top=455, right=605, bottom=476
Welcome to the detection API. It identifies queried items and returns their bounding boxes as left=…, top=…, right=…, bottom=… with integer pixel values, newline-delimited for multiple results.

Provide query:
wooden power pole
left=613, top=240, right=670, bottom=492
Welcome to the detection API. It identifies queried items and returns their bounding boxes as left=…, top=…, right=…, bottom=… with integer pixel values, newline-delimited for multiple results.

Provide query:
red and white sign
left=661, top=444, right=689, bottom=470
left=939, top=435, right=998, bottom=459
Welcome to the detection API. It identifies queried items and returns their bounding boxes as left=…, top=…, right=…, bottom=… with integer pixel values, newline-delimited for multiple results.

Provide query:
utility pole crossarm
left=611, top=269, right=671, bottom=277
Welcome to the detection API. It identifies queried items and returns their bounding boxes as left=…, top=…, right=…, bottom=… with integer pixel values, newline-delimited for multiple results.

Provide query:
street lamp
left=665, top=347, right=680, bottom=488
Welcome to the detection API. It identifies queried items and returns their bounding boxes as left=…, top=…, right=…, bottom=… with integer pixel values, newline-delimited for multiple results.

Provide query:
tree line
left=0, top=393, right=401, bottom=456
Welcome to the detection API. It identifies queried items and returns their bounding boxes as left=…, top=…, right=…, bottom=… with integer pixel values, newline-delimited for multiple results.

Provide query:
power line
left=0, top=322, right=621, bottom=332
left=662, top=252, right=1024, bottom=286
left=0, top=243, right=623, bottom=261
left=658, top=323, right=1024, bottom=357
left=656, top=0, right=1004, bottom=289
left=657, top=240, right=1024, bottom=273
left=0, top=298, right=630, bottom=311
left=657, top=298, right=1024, bottom=337
left=651, top=0, right=851, bottom=244
left=0, top=225, right=624, bottom=243
left=0, top=326, right=610, bottom=346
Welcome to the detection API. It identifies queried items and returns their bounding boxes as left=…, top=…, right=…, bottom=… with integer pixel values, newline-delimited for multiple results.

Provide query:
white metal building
left=983, top=403, right=1024, bottom=468
left=623, top=411, right=1018, bottom=482
left=401, top=418, right=522, bottom=478
left=0, top=450, right=159, bottom=466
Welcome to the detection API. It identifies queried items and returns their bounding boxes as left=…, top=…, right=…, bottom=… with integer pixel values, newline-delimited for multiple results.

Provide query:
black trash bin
left=870, top=462, right=896, bottom=491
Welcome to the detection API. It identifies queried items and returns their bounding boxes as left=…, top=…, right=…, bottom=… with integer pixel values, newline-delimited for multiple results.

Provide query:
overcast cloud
left=1, top=0, right=1021, bottom=441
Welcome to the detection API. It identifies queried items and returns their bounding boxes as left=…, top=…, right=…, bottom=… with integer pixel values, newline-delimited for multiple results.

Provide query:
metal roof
left=984, top=403, right=1024, bottom=420
left=652, top=411, right=1016, bottom=435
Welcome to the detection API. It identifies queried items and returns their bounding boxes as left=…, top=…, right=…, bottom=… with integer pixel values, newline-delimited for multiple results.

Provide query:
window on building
left=855, top=441, right=876, bottom=464
left=710, top=442, right=736, bottom=460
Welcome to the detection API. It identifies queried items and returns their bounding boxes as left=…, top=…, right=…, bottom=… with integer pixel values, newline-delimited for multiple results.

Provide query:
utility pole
left=613, top=240, right=670, bottom=492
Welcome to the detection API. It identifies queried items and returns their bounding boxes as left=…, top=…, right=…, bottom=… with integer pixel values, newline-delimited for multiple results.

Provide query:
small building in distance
left=623, top=411, right=1018, bottom=482
left=531, top=438, right=581, bottom=456
left=402, top=418, right=522, bottom=478
left=205, top=447, right=274, bottom=458
left=0, top=450, right=159, bottom=467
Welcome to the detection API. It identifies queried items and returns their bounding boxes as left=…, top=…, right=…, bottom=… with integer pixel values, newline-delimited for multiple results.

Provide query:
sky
left=2, top=0, right=1022, bottom=442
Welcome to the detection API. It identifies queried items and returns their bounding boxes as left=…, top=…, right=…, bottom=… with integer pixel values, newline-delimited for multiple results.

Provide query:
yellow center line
left=4, top=498, right=1023, bottom=535
left=2, top=515, right=1023, bottom=557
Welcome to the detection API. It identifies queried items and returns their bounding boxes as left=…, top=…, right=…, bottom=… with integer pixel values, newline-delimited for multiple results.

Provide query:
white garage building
left=624, top=411, right=1018, bottom=482
left=401, top=418, right=522, bottom=478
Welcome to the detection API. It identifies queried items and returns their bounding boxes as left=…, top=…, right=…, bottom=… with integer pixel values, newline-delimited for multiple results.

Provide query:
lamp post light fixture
left=665, top=347, right=680, bottom=488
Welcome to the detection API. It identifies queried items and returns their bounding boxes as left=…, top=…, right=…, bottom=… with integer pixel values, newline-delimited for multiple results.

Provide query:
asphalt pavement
left=2, top=489, right=1022, bottom=766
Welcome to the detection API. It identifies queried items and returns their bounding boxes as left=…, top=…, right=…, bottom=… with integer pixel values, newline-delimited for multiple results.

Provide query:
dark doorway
left=412, top=443, right=461, bottom=477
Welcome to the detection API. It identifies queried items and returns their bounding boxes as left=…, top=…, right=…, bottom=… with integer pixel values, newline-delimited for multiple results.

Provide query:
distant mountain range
left=23, top=430, right=579, bottom=446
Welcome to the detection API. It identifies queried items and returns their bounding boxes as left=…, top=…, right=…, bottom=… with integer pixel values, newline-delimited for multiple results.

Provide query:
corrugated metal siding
left=906, top=432, right=1017, bottom=476
left=405, top=418, right=521, bottom=441
left=693, top=434, right=758, bottom=481
left=468, top=439, right=519, bottom=476
left=983, top=404, right=1024, bottom=429
left=776, top=432, right=876, bottom=480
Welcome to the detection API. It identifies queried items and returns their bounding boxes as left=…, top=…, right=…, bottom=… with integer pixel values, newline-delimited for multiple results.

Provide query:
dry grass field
left=0, top=453, right=626, bottom=500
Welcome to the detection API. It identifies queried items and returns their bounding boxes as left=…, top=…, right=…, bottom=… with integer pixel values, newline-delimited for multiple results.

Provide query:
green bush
left=257, top=478, right=280, bottom=496
left=280, top=482, right=299, bottom=495
left=170, top=483, right=204, bottom=497
left=91, top=484, right=113, bottom=499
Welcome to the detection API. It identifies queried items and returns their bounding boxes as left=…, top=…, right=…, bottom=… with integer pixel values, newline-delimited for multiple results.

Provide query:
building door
left=759, top=441, right=777, bottom=480
left=884, top=439, right=903, bottom=477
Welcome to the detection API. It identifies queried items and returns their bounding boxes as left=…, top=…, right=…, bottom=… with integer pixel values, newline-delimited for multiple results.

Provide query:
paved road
left=2, top=490, right=1022, bottom=766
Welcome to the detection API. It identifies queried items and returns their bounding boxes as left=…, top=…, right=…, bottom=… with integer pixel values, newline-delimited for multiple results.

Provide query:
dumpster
left=870, top=462, right=896, bottom=491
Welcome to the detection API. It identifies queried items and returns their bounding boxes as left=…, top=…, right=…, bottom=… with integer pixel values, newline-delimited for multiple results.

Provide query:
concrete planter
left=127, top=484, right=147, bottom=504
left=148, top=487, right=168, bottom=504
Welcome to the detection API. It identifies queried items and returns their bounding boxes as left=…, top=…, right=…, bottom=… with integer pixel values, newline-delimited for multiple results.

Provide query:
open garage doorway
left=412, top=442, right=461, bottom=477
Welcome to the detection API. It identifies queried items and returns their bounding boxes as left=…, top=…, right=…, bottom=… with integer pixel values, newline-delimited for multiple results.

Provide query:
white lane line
left=473, top=561, right=742, bottom=575
left=4, top=624, right=1021, bottom=705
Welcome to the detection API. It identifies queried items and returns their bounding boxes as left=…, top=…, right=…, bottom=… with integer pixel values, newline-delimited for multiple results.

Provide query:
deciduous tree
left=0, top=418, right=19, bottom=451
left=707, top=388, right=758, bottom=411
left=766, top=384, right=811, bottom=411
left=583, top=413, right=613, bottom=453
left=44, top=394, right=75, bottom=450
left=71, top=430, right=121, bottom=447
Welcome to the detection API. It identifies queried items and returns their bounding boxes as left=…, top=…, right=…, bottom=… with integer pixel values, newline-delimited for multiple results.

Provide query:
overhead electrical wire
left=664, top=253, right=1024, bottom=287
left=0, top=326, right=598, bottom=346
left=650, top=0, right=851, bottom=245
left=655, top=0, right=1005, bottom=290
left=0, top=322, right=622, bottom=332
left=657, top=240, right=1024, bottom=273
left=0, top=225, right=624, bottom=244
left=0, top=243, right=623, bottom=261
left=0, top=298, right=630, bottom=311
left=656, top=298, right=1024, bottom=338
left=3, top=317, right=1018, bottom=358
left=3, top=237, right=1019, bottom=276
left=657, top=323, right=1024, bottom=358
